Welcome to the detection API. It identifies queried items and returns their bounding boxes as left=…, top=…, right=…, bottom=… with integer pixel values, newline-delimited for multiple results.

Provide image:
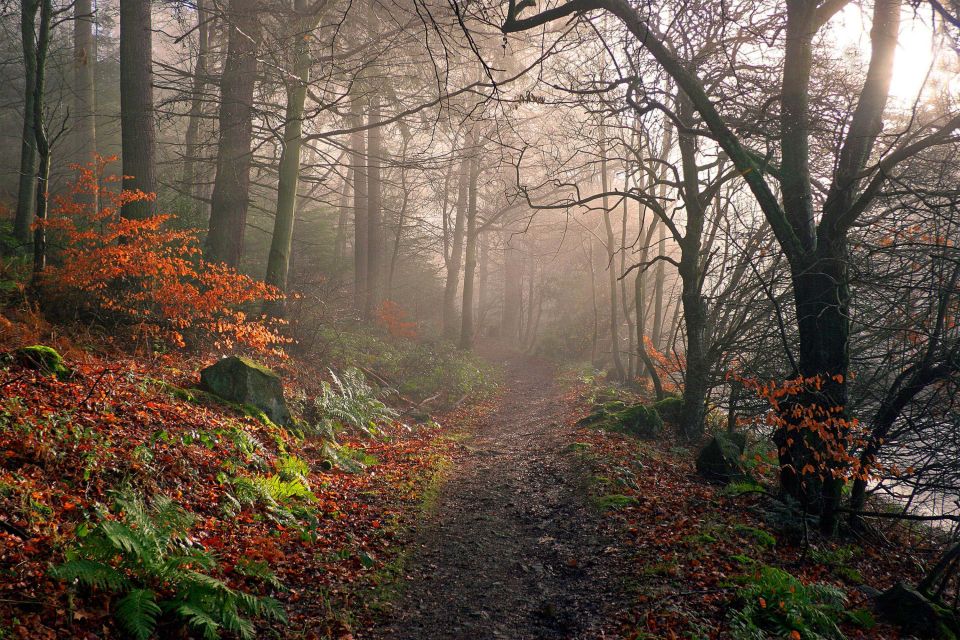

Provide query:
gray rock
left=200, top=356, right=290, bottom=425
left=695, top=433, right=745, bottom=483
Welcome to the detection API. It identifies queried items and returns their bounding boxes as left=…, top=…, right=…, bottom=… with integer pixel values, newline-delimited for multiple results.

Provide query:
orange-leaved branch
left=729, top=370, right=889, bottom=485
left=40, top=157, right=286, bottom=353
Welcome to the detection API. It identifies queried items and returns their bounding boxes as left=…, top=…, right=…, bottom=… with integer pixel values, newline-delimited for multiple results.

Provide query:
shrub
left=41, top=158, right=285, bottom=354
left=51, top=489, right=285, bottom=639
left=730, top=565, right=847, bottom=640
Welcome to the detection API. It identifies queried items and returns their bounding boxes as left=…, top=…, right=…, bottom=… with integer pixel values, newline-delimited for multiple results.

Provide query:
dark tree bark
left=265, top=0, right=313, bottom=317
left=674, top=95, right=710, bottom=440
left=30, top=0, right=53, bottom=276
left=181, top=0, right=210, bottom=204
left=14, top=0, right=39, bottom=247
left=205, top=0, right=261, bottom=265
left=119, top=0, right=157, bottom=219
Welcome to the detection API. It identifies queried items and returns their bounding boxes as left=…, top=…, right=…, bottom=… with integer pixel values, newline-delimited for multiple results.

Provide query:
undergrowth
left=52, top=489, right=285, bottom=640
left=310, top=326, right=499, bottom=406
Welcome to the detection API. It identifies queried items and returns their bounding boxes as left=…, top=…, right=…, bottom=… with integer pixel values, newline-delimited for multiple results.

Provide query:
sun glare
left=830, top=4, right=941, bottom=105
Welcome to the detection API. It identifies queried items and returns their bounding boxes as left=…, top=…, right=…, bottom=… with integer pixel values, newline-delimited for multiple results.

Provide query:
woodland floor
left=372, top=344, right=631, bottom=640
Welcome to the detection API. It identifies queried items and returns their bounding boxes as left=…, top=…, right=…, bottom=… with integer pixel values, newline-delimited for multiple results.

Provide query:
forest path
left=371, top=344, right=628, bottom=640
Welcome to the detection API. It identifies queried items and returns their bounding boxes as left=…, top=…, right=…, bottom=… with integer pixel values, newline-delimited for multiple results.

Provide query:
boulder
left=876, top=582, right=959, bottom=639
left=617, top=404, right=664, bottom=440
left=15, top=345, right=71, bottom=380
left=695, top=433, right=745, bottom=483
left=200, top=356, right=290, bottom=426
left=652, top=396, right=683, bottom=426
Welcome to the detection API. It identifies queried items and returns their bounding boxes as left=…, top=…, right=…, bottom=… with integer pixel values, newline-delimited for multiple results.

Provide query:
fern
left=304, top=368, right=396, bottom=438
left=116, top=589, right=161, bottom=640
left=730, top=565, right=847, bottom=640
left=51, top=488, right=286, bottom=639
left=52, top=558, right=129, bottom=590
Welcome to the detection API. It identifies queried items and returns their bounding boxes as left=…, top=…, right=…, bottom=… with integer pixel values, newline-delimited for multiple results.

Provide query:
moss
left=200, top=356, right=290, bottom=426
left=594, top=493, right=639, bottom=511
left=652, top=396, right=683, bottom=425
left=695, top=433, right=746, bottom=483
left=15, top=345, right=71, bottom=380
left=733, top=524, right=777, bottom=548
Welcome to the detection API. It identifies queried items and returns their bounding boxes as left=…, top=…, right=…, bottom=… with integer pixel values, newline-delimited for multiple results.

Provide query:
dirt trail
left=372, top=346, right=628, bottom=640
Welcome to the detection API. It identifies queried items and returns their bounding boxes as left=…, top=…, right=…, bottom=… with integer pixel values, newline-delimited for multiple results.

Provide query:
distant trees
left=501, top=0, right=960, bottom=532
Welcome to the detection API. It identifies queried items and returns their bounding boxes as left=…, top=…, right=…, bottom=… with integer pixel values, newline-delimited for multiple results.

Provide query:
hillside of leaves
left=0, top=298, right=492, bottom=639
left=562, top=372, right=946, bottom=640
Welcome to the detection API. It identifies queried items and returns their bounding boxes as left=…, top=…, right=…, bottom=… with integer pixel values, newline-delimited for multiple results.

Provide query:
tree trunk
left=635, top=218, right=664, bottom=399
left=620, top=169, right=636, bottom=379
left=676, top=95, right=710, bottom=440
left=600, top=129, right=626, bottom=381
left=119, top=0, right=157, bottom=219
left=181, top=0, right=209, bottom=206
left=14, top=0, right=39, bottom=248
left=30, top=0, right=53, bottom=277
left=678, top=239, right=710, bottom=439
left=442, top=154, right=468, bottom=338
left=652, top=221, right=666, bottom=350
left=777, top=243, right=851, bottom=533
left=459, top=155, right=479, bottom=350
left=335, top=168, right=351, bottom=265
left=587, top=227, right=600, bottom=367
left=477, top=229, right=489, bottom=336
left=364, top=93, right=383, bottom=319
left=205, top=0, right=260, bottom=265
left=264, top=0, right=310, bottom=317
left=387, top=142, right=411, bottom=297
left=73, top=0, right=97, bottom=185
left=351, top=96, right=368, bottom=310
left=502, top=228, right=523, bottom=341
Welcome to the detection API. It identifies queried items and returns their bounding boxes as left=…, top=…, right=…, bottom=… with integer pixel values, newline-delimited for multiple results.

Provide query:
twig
left=0, top=519, right=30, bottom=539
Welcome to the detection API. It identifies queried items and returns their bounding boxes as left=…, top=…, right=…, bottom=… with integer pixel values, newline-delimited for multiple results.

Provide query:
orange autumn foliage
left=376, top=299, right=417, bottom=339
left=40, top=157, right=285, bottom=353
left=729, top=370, right=898, bottom=484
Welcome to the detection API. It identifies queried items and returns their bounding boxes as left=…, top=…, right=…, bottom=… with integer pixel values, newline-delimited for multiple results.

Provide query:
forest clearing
left=0, top=0, right=959, bottom=638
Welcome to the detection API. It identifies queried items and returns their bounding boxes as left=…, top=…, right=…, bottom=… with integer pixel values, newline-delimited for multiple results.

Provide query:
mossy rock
left=652, top=396, right=683, bottom=426
left=14, top=345, right=71, bottom=380
left=695, top=433, right=745, bottom=483
left=615, top=404, right=664, bottom=440
left=876, top=582, right=960, bottom=639
left=200, top=356, right=290, bottom=426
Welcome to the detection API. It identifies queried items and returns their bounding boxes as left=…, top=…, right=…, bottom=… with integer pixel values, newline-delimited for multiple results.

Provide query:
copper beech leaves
left=39, top=157, right=287, bottom=355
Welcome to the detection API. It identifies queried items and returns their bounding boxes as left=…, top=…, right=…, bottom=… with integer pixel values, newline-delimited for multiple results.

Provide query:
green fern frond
left=100, top=521, right=149, bottom=556
left=51, top=558, right=129, bottom=590
left=175, top=602, right=221, bottom=640
left=115, top=588, right=161, bottom=640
